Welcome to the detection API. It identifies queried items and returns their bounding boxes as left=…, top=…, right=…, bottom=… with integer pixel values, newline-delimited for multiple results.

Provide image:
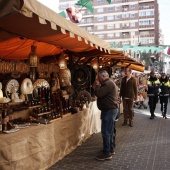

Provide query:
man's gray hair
left=98, top=70, right=109, bottom=77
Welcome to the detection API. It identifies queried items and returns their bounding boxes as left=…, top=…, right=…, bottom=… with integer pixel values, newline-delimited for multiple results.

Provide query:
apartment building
left=59, top=0, right=160, bottom=48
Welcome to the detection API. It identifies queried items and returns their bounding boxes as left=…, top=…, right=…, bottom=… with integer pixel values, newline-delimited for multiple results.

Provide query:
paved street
left=49, top=101, right=170, bottom=170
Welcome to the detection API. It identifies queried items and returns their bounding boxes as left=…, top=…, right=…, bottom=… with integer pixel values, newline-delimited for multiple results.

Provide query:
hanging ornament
left=58, top=52, right=67, bottom=69
left=28, top=45, right=39, bottom=67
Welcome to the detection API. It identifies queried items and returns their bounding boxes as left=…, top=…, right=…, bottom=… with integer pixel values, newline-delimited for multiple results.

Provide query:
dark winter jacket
left=147, top=77, right=160, bottom=96
left=95, top=78, right=118, bottom=111
left=120, top=76, right=137, bottom=99
left=159, top=77, right=170, bottom=96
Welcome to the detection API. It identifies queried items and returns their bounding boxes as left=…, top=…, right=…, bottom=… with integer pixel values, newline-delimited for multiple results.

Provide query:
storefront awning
left=101, top=49, right=145, bottom=72
left=0, top=0, right=110, bottom=60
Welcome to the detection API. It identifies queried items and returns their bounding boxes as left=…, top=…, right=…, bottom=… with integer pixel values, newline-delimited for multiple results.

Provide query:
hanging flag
left=75, top=0, right=93, bottom=13
left=107, top=0, right=112, bottom=3
left=59, top=11, right=66, bottom=18
left=167, top=47, right=170, bottom=55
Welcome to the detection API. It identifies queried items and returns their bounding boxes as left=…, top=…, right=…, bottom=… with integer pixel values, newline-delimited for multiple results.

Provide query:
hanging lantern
left=28, top=45, right=39, bottom=67
left=58, top=52, right=67, bottom=69
left=91, top=58, right=99, bottom=70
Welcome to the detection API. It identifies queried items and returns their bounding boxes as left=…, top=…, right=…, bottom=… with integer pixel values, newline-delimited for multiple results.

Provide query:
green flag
left=59, top=11, right=66, bottom=18
left=107, top=0, right=112, bottom=3
left=75, top=0, right=93, bottom=13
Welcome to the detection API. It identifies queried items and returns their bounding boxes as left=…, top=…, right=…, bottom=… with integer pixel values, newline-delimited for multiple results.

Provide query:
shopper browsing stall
left=94, top=70, right=119, bottom=161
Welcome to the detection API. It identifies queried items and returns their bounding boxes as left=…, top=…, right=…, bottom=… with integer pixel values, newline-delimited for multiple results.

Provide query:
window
left=59, top=4, right=68, bottom=10
left=97, top=8, right=104, bottom=13
left=107, top=15, right=114, bottom=20
left=122, top=41, right=130, bottom=44
left=115, top=32, right=120, bottom=37
left=139, top=20, right=154, bottom=25
left=139, top=10, right=154, bottom=16
left=131, top=31, right=135, bottom=36
left=97, top=34, right=104, bottom=39
left=122, top=23, right=129, bottom=27
left=130, top=5, right=135, bottom=9
left=130, top=22, right=135, bottom=27
left=97, top=16, right=104, bottom=21
left=86, top=18, right=92, bottom=23
left=107, top=24, right=114, bottom=29
left=122, top=13, right=129, bottom=18
left=140, top=31, right=149, bottom=35
left=87, top=27, right=92, bottom=31
left=97, top=25, right=104, bottom=30
left=115, top=23, right=120, bottom=28
left=130, top=13, right=135, bottom=18
left=97, top=0, right=104, bottom=4
left=107, top=7, right=114, bottom=11
left=107, top=33, right=114, bottom=38
left=115, top=6, right=120, bottom=11
left=141, top=39, right=154, bottom=44
left=115, top=15, right=120, bottom=20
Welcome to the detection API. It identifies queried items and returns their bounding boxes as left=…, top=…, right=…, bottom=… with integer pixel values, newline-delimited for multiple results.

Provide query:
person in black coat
left=159, top=73, right=170, bottom=119
left=147, top=71, right=160, bottom=119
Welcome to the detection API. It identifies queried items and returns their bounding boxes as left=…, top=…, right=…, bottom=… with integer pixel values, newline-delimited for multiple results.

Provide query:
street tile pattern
left=49, top=103, right=170, bottom=170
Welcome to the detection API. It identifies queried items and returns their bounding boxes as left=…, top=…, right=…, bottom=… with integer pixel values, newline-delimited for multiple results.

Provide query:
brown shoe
left=122, top=122, right=127, bottom=126
left=129, top=123, right=133, bottom=127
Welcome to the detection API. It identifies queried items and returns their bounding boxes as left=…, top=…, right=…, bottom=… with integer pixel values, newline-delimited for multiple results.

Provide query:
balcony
left=140, top=43, right=155, bottom=46
left=122, top=18, right=130, bottom=21
left=140, top=34, right=155, bottom=38
left=122, top=0, right=129, bottom=2
left=139, top=24, right=155, bottom=28
left=139, top=6, right=154, bottom=10
left=139, top=15, right=154, bottom=19
left=138, top=0, right=154, bottom=3
left=122, top=8, right=129, bottom=12
left=79, top=21, right=93, bottom=24
left=83, top=12, right=93, bottom=16
left=122, top=26, right=130, bottom=29
left=59, top=0, right=69, bottom=2
left=122, top=35, right=131, bottom=39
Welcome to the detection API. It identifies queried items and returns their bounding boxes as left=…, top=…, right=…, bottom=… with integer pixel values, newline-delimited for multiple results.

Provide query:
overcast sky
left=158, top=0, right=170, bottom=45
left=38, top=0, right=170, bottom=45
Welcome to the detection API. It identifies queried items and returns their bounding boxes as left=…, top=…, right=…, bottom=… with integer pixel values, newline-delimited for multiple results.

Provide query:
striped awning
left=0, top=0, right=110, bottom=60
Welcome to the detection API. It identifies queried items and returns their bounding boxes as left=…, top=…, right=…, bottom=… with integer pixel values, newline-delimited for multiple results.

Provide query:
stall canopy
left=0, top=0, right=110, bottom=60
left=101, top=49, right=145, bottom=72
left=0, top=0, right=144, bottom=71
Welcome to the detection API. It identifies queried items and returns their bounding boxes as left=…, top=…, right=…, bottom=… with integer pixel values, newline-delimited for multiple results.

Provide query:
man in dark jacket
left=94, top=70, right=118, bottom=161
left=159, top=73, right=170, bottom=119
left=120, top=68, right=137, bottom=127
left=147, top=71, right=160, bottom=119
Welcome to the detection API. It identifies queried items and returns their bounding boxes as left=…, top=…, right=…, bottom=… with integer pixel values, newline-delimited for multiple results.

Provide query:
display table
left=0, top=101, right=101, bottom=170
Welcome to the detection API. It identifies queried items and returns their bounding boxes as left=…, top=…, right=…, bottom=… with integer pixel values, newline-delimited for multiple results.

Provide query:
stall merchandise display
left=0, top=62, right=96, bottom=134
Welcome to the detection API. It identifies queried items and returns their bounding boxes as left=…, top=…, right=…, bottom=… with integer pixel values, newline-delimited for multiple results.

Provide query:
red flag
left=167, top=47, right=170, bottom=55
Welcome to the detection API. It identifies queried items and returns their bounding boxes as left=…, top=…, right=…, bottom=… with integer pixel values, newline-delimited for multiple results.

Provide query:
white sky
left=38, top=0, right=170, bottom=45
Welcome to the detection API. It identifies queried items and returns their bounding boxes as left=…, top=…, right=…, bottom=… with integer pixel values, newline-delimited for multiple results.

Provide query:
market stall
left=0, top=1, right=107, bottom=169
left=0, top=0, right=144, bottom=169
left=0, top=102, right=101, bottom=170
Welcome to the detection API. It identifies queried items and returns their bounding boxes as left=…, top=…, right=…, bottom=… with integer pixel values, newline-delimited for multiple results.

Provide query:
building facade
left=59, top=0, right=160, bottom=48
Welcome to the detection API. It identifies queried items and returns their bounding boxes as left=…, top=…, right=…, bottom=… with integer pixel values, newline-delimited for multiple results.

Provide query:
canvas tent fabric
left=0, top=0, right=144, bottom=71
left=0, top=0, right=110, bottom=60
left=101, top=49, right=145, bottom=72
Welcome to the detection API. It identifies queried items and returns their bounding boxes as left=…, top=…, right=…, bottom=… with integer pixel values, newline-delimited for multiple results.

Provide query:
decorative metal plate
left=5, top=79, right=19, bottom=98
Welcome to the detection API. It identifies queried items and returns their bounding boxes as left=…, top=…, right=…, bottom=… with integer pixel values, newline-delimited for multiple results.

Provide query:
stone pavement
left=49, top=101, right=170, bottom=170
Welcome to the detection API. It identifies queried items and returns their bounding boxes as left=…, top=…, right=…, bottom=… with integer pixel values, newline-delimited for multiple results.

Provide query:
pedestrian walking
left=159, top=73, right=170, bottom=119
left=147, top=71, right=160, bottom=119
left=94, top=70, right=119, bottom=161
left=120, top=68, right=137, bottom=127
